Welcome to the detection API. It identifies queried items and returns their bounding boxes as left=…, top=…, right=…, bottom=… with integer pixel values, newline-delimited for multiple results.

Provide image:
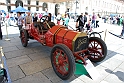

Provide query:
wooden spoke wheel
left=51, top=44, right=75, bottom=80
left=88, top=37, right=107, bottom=62
left=20, top=29, right=28, bottom=47
left=89, top=32, right=102, bottom=39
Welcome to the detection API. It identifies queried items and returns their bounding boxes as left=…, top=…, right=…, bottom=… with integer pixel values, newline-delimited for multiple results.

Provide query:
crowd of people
left=0, top=11, right=102, bottom=40
left=103, top=15, right=124, bottom=26
left=0, top=10, right=124, bottom=40
left=75, top=12, right=101, bottom=32
left=103, top=15, right=124, bottom=37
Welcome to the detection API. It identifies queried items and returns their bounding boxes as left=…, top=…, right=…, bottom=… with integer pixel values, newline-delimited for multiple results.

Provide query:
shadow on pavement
left=105, top=69, right=124, bottom=82
left=93, top=49, right=118, bottom=66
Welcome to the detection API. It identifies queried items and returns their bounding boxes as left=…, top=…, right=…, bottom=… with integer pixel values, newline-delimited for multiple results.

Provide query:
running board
left=84, top=59, right=100, bottom=80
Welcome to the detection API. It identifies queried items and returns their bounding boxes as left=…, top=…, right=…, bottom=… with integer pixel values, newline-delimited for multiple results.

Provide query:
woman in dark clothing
left=0, top=12, right=2, bottom=39
left=33, top=13, right=38, bottom=22
left=120, top=20, right=124, bottom=37
left=47, top=13, right=51, bottom=21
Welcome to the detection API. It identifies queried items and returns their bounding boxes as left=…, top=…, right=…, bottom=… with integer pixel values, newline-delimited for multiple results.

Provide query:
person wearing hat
left=0, top=12, right=3, bottom=40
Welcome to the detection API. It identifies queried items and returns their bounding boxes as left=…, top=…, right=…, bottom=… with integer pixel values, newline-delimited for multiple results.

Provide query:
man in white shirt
left=24, top=12, right=32, bottom=26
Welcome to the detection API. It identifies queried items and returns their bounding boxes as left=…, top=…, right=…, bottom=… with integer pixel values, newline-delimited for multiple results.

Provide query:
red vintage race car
left=20, top=19, right=107, bottom=80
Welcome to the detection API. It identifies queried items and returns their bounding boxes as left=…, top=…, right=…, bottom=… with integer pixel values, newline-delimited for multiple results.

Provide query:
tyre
left=20, top=29, right=28, bottom=47
left=51, top=44, right=75, bottom=80
left=88, top=37, right=107, bottom=62
left=89, top=32, right=101, bottom=39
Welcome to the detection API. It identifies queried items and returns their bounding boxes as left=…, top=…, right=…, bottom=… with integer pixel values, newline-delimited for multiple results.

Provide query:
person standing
left=56, top=13, right=61, bottom=25
left=0, top=12, right=3, bottom=40
left=24, top=12, right=32, bottom=26
left=92, top=12, right=96, bottom=28
left=120, top=17, right=123, bottom=26
left=39, top=13, right=42, bottom=20
left=17, top=12, right=24, bottom=31
left=64, top=14, right=69, bottom=27
left=33, top=13, right=38, bottom=22
left=96, top=14, right=100, bottom=28
left=84, top=12, right=92, bottom=32
left=76, top=13, right=85, bottom=32
left=120, top=18, right=124, bottom=37
left=47, top=13, right=52, bottom=22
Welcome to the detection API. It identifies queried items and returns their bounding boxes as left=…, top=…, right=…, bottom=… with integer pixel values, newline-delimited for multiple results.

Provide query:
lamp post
left=6, top=0, right=9, bottom=12
left=74, top=0, right=79, bottom=21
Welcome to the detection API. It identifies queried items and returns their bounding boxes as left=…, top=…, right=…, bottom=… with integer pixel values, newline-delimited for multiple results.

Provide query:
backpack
left=0, top=68, right=7, bottom=83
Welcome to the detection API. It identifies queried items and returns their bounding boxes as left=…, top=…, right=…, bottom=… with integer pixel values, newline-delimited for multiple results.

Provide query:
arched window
left=15, top=0, right=23, bottom=8
left=55, top=4, right=60, bottom=16
left=42, top=3, right=48, bottom=11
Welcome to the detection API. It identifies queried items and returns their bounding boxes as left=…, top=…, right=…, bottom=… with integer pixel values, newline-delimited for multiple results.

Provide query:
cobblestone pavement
left=0, top=22, right=124, bottom=83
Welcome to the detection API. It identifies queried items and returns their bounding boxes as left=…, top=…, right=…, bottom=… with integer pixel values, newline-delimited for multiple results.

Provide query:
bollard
left=5, top=22, right=10, bottom=41
left=104, top=29, right=107, bottom=42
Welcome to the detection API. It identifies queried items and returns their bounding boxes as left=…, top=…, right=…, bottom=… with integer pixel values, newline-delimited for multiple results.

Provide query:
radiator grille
left=74, top=36, right=88, bottom=52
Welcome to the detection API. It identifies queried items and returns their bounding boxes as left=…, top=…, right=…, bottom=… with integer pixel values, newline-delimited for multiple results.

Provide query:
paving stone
left=0, top=41, right=16, bottom=48
left=75, top=75, right=97, bottom=83
left=107, top=51, right=118, bottom=58
left=107, top=50, right=114, bottom=55
left=10, top=38, right=20, bottom=43
left=27, top=41, right=42, bottom=48
left=10, top=41, right=22, bottom=46
left=12, top=72, right=52, bottom=83
left=7, top=55, right=32, bottom=67
left=42, top=68, right=62, bottom=83
left=36, top=57, right=52, bottom=69
left=4, top=48, right=35, bottom=59
left=95, top=65, right=112, bottom=82
left=116, top=48, right=124, bottom=55
left=8, top=65, right=25, bottom=81
left=16, top=41, right=41, bottom=50
left=58, top=76, right=85, bottom=83
left=109, top=54, right=124, bottom=61
left=4, top=50, right=24, bottom=59
left=16, top=44, right=28, bottom=50
left=100, top=80, right=109, bottom=83
left=61, top=75, right=81, bottom=83
left=118, top=62, right=124, bottom=70
left=12, top=49, right=35, bottom=56
left=32, top=46, right=51, bottom=53
left=27, top=51, right=49, bottom=61
left=19, top=60, right=43, bottom=75
left=103, top=68, right=124, bottom=83
left=100, top=57, right=123, bottom=70
left=94, top=55, right=112, bottom=65
left=107, top=44, right=121, bottom=53
left=3, top=46, right=19, bottom=52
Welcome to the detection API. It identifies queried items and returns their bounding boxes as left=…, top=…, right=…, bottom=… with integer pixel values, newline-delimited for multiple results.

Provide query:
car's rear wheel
left=88, top=37, right=107, bottom=62
left=20, top=29, right=28, bottom=47
left=51, top=44, right=75, bottom=80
